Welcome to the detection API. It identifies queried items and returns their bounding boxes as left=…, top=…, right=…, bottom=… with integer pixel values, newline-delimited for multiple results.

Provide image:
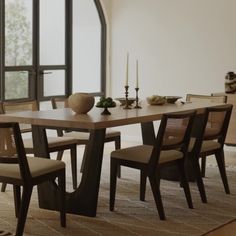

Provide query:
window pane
left=73, top=0, right=101, bottom=93
left=40, top=0, right=65, bottom=65
left=5, top=0, right=32, bottom=66
left=43, top=70, right=65, bottom=96
left=5, top=71, right=29, bottom=99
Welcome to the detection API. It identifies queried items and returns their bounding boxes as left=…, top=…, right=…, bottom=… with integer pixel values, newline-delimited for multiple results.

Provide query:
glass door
left=3, top=0, right=70, bottom=101
left=38, top=0, right=68, bottom=99
left=4, top=0, right=34, bottom=100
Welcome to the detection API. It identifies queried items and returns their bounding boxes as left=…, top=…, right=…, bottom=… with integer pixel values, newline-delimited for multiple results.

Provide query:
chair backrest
left=186, top=94, right=227, bottom=134
left=0, top=102, right=4, bottom=114
left=148, top=110, right=196, bottom=172
left=51, top=97, right=68, bottom=109
left=189, top=104, right=233, bottom=156
left=0, top=122, right=31, bottom=183
left=2, top=100, right=39, bottom=113
left=186, top=94, right=227, bottom=103
left=203, top=105, right=233, bottom=144
left=0, top=124, right=16, bottom=156
left=51, top=97, right=70, bottom=135
left=1, top=100, right=39, bottom=133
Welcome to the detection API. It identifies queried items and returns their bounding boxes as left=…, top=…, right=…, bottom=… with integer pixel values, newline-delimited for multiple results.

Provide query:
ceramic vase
left=68, top=93, right=95, bottom=114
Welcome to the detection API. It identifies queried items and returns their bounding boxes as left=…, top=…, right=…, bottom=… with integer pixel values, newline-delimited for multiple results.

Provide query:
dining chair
left=109, top=110, right=196, bottom=220
left=187, top=104, right=233, bottom=203
left=0, top=100, right=78, bottom=191
left=186, top=94, right=227, bottom=177
left=51, top=97, right=122, bottom=176
left=0, top=122, right=66, bottom=236
left=139, top=95, right=230, bottom=203
left=0, top=100, right=38, bottom=133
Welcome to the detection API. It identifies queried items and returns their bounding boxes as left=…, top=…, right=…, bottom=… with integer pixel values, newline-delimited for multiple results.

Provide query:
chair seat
left=188, top=138, right=221, bottom=153
left=23, top=136, right=77, bottom=150
left=105, top=130, right=121, bottom=138
left=63, top=129, right=120, bottom=141
left=111, top=145, right=183, bottom=164
left=0, top=156, right=65, bottom=180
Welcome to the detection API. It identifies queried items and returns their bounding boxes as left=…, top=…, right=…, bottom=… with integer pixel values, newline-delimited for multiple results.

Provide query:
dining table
left=0, top=100, right=224, bottom=217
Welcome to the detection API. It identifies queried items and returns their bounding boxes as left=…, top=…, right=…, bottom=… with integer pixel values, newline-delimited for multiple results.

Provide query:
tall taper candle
left=136, top=59, right=139, bottom=88
left=125, top=52, right=129, bottom=86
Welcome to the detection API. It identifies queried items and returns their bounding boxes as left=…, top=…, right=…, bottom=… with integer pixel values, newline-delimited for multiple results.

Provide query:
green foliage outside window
left=5, top=0, right=32, bottom=99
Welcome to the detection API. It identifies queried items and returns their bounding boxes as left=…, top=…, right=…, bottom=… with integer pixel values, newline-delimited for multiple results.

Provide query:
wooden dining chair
left=51, top=97, right=122, bottom=176
left=139, top=95, right=230, bottom=203
left=109, top=110, right=196, bottom=220
left=0, top=122, right=66, bottom=236
left=186, top=94, right=227, bottom=177
left=0, top=100, right=78, bottom=191
left=0, top=100, right=38, bottom=133
left=187, top=104, right=233, bottom=203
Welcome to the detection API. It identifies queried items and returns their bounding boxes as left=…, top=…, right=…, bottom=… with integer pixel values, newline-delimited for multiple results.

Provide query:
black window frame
left=0, top=0, right=106, bottom=102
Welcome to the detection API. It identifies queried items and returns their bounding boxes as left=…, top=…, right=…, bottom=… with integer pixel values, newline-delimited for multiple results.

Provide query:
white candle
left=125, top=53, right=129, bottom=86
left=136, top=59, right=139, bottom=88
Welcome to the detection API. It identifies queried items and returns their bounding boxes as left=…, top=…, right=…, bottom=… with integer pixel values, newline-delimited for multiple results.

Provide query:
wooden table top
left=0, top=101, right=224, bottom=130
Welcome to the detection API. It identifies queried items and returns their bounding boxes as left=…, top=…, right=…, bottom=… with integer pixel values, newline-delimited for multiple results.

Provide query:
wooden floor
left=204, top=220, right=236, bottom=236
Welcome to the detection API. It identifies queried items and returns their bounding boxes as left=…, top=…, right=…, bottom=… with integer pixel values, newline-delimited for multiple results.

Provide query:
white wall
left=102, top=0, right=236, bottom=141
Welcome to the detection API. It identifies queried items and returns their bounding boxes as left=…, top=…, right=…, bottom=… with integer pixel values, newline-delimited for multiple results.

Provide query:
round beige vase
left=68, top=93, right=95, bottom=114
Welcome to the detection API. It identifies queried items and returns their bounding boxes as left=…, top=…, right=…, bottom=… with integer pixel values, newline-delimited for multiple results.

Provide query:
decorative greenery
left=96, top=97, right=116, bottom=108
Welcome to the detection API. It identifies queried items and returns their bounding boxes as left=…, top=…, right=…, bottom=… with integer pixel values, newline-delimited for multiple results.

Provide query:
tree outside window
left=5, top=0, right=32, bottom=99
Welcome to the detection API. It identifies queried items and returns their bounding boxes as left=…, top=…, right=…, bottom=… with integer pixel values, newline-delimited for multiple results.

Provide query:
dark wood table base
left=33, top=126, right=106, bottom=217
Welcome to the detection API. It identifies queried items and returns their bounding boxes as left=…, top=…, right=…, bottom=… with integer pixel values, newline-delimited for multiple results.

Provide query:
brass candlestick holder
left=123, top=85, right=132, bottom=109
left=134, top=87, right=142, bottom=109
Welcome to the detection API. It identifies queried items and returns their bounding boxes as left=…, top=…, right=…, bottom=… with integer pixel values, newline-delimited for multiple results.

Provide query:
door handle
left=39, top=71, right=52, bottom=75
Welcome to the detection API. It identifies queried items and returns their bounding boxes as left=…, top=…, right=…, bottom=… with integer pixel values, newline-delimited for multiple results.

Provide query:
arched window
left=73, top=0, right=106, bottom=95
left=0, top=0, right=106, bottom=101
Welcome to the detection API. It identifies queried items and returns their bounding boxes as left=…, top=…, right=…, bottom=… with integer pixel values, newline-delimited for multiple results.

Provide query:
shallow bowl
left=115, top=98, right=136, bottom=106
left=166, top=96, right=182, bottom=103
left=146, top=96, right=166, bottom=105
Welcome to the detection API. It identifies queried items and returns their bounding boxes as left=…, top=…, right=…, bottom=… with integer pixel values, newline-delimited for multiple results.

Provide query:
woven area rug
left=0, top=144, right=236, bottom=236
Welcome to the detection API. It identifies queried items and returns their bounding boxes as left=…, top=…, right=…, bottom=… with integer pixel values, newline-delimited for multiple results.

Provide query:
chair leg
left=70, top=146, right=77, bottom=190
left=148, top=175, right=166, bottom=220
left=1, top=183, right=7, bottom=192
left=201, top=157, right=206, bottom=177
left=115, top=137, right=121, bottom=178
left=58, top=170, right=66, bottom=227
left=15, top=186, right=33, bottom=236
left=110, top=158, right=118, bottom=211
left=115, top=136, right=121, bottom=150
left=117, top=164, right=121, bottom=179
left=215, top=151, right=230, bottom=194
left=80, top=144, right=87, bottom=173
left=57, top=151, right=64, bottom=161
left=140, top=170, right=147, bottom=201
left=13, top=185, right=21, bottom=218
left=191, top=158, right=207, bottom=203
left=177, top=160, right=193, bottom=209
